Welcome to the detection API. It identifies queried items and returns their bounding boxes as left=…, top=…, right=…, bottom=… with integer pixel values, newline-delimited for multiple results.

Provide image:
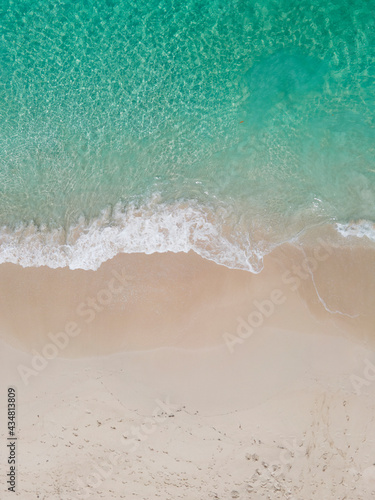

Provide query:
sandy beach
left=1, top=234, right=375, bottom=499
left=2, top=0, right=375, bottom=497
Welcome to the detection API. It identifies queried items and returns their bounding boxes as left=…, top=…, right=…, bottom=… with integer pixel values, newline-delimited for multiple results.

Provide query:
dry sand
left=0, top=238, right=374, bottom=499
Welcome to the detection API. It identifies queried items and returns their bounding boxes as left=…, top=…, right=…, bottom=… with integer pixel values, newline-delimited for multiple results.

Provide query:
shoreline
left=1, top=199, right=374, bottom=273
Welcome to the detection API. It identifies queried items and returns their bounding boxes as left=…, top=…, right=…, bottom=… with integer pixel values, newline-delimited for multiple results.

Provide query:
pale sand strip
left=1, top=326, right=375, bottom=498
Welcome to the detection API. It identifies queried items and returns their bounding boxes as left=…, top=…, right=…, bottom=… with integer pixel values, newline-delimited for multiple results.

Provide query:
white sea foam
left=335, top=220, right=375, bottom=243
left=0, top=200, right=266, bottom=272
left=2, top=200, right=374, bottom=272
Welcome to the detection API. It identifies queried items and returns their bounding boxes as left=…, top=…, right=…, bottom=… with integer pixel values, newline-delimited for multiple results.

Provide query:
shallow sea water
left=1, top=0, right=374, bottom=269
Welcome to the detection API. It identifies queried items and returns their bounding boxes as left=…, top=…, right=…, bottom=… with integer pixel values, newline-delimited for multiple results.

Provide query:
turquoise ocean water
left=1, top=0, right=374, bottom=270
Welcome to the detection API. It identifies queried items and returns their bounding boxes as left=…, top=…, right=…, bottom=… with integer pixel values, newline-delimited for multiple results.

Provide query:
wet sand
left=0, top=236, right=374, bottom=356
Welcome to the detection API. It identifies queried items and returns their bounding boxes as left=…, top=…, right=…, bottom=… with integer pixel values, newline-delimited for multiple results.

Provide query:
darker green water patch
left=244, top=49, right=328, bottom=125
